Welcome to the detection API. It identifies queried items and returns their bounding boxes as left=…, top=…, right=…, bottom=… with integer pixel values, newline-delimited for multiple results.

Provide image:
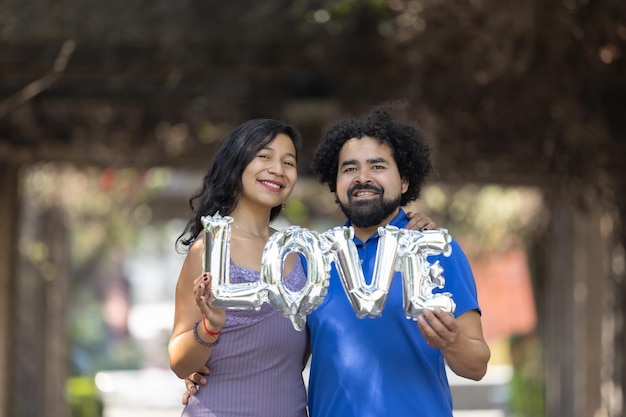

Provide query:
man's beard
left=338, top=185, right=401, bottom=228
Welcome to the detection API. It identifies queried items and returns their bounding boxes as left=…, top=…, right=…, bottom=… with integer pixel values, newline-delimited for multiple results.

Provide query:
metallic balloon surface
left=201, top=213, right=267, bottom=310
left=322, top=226, right=401, bottom=318
left=200, top=216, right=457, bottom=327
left=398, top=229, right=456, bottom=319
left=261, top=226, right=331, bottom=330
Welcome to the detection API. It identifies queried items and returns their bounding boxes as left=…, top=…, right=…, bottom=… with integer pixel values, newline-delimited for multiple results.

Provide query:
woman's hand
left=193, top=273, right=226, bottom=333
left=406, top=212, right=436, bottom=231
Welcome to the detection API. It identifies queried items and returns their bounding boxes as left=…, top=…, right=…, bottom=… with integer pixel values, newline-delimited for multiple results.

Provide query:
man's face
left=335, top=136, right=408, bottom=228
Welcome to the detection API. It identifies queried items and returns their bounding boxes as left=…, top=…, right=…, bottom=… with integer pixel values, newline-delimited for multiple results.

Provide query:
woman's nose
left=267, top=160, right=284, bottom=175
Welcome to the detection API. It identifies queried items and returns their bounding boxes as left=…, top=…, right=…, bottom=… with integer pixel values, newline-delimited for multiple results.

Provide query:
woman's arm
left=168, top=239, right=225, bottom=379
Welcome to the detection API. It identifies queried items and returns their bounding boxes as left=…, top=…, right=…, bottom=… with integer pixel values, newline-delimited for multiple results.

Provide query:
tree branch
left=0, top=39, right=76, bottom=119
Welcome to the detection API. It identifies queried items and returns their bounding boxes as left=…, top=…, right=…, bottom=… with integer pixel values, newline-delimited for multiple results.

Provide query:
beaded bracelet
left=193, top=319, right=220, bottom=348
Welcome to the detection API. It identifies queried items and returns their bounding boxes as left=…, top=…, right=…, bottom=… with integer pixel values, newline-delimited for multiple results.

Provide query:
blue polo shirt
left=306, top=209, right=480, bottom=417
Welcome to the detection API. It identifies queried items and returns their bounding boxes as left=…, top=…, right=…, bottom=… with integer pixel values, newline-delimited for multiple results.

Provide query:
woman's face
left=239, top=133, right=298, bottom=210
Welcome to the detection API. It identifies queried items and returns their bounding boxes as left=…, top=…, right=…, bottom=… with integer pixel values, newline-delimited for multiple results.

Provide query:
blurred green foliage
left=66, top=377, right=103, bottom=417
left=508, top=333, right=546, bottom=417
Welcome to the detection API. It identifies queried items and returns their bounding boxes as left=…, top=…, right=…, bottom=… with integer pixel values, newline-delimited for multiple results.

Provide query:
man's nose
left=355, top=171, right=371, bottom=183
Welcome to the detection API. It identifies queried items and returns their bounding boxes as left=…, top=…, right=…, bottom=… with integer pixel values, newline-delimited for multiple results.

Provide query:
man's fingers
left=183, top=375, right=199, bottom=405
left=182, top=367, right=211, bottom=405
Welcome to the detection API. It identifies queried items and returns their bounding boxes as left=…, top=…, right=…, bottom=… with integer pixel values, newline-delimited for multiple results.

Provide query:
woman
left=169, top=118, right=436, bottom=416
left=169, top=119, right=308, bottom=417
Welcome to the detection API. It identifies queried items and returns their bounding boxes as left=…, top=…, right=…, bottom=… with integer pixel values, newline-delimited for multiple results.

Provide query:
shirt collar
left=345, top=208, right=408, bottom=244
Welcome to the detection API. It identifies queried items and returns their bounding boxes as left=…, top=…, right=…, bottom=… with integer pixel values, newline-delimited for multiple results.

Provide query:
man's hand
left=182, top=366, right=210, bottom=405
left=416, top=307, right=459, bottom=349
left=417, top=308, right=490, bottom=381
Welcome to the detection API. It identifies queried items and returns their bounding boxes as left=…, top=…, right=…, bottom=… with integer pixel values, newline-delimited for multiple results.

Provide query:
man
left=305, top=104, right=490, bottom=417
left=183, top=104, right=490, bottom=416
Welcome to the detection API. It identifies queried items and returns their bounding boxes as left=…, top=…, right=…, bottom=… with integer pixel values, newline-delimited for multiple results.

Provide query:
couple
left=168, top=104, right=491, bottom=417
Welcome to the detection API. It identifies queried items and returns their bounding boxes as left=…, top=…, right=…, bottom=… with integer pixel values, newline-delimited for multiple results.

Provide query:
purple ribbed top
left=181, top=260, right=309, bottom=417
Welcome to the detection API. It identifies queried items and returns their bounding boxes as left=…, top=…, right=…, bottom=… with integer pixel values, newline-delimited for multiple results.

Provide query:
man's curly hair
left=311, top=104, right=432, bottom=206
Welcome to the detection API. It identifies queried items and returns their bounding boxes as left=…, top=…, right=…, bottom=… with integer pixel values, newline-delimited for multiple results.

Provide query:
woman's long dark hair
left=176, top=119, right=301, bottom=252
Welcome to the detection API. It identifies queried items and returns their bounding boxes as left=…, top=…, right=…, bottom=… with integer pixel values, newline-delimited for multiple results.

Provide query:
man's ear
left=401, top=177, right=409, bottom=194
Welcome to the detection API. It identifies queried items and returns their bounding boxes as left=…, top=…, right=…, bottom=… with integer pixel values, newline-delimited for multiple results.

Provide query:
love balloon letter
left=201, top=213, right=456, bottom=331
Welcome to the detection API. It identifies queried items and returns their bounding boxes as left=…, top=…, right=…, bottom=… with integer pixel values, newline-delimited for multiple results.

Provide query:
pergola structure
left=1, top=1, right=625, bottom=416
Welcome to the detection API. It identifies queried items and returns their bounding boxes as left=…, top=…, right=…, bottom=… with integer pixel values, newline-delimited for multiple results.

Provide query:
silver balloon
left=322, top=225, right=402, bottom=318
left=398, top=228, right=456, bottom=319
left=261, top=226, right=332, bottom=331
left=201, top=212, right=268, bottom=310
left=200, top=217, right=458, bottom=321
